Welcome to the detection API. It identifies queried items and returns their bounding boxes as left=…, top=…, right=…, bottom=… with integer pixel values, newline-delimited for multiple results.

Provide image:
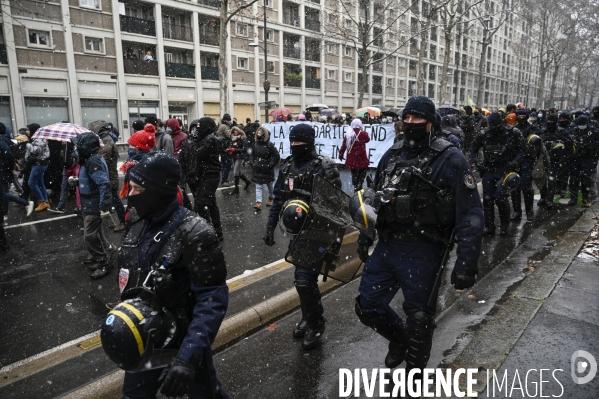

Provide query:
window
left=344, top=72, right=352, bottom=82
left=327, top=43, right=337, bottom=54
left=387, top=78, right=393, bottom=87
left=235, top=23, right=248, bottom=37
left=165, top=52, right=173, bottom=62
left=344, top=46, right=352, bottom=57
left=265, top=29, right=275, bottom=42
left=266, top=61, right=275, bottom=73
left=237, top=57, right=249, bottom=69
left=328, top=69, right=336, bottom=80
left=25, top=98, right=69, bottom=126
left=264, top=0, right=273, bottom=7
left=80, top=0, right=100, bottom=9
left=84, top=37, right=105, bottom=54
left=345, top=19, right=352, bottom=29
left=327, top=14, right=336, bottom=24
left=81, top=99, right=117, bottom=130
left=28, top=30, right=51, bottom=48
left=398, top=58, right=406, bottom=67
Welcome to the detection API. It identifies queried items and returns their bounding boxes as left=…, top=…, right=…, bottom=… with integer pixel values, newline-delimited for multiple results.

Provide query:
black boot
left=241, top=174, right=252, bottom=191
left=229, top=177, right=240, bottom=195
left=90, top=260, right=113, bottom=280
left=523, top=187, right=535, bottom=221
left=568, top=191, right=578, bottom=206
left=293, top=282, right=310, bottom=338
left=483, top=197, right=496, bottom=236
left=497, top=199, right=511, bottom=236
left=405, top=311, right=436, bottom=375
left=295, top=280, right=325, bottom=350
left=510, top=189, right=522, bottom=221
left=355, top=298, right=410, bottom=368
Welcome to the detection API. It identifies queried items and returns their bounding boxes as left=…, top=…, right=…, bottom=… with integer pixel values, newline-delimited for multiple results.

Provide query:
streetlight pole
left=263, top=0, right=269, bottom=124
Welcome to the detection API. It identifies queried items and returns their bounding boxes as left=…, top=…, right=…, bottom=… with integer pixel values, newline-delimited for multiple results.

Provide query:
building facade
left=0, top=0, right=559, bottom=141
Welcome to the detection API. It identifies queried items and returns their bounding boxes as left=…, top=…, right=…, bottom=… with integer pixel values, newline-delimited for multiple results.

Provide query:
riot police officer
left=568, top=116, right=599, bottom=206
left=354, top=96, right=483, bottom=382
left=103, top=153, right=229, bottom=399
left=263, top=123, right=341, bottom=350
left=538, top=114, right=572, bottom=208
left=470, top=112, right=525, bottom=236
left=510, top=109, right=547, bottom=221
left=590, top=106, right=599, bottom=128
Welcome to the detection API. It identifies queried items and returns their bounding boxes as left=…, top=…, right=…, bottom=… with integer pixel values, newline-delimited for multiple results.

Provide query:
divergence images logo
left=571, top=350, right=597, bottom=385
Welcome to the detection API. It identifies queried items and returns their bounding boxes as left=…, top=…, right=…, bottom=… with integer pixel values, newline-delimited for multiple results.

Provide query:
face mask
left=290, top=144, right=312, bottom=160
left=538, top=114, right=543, bottom=118
left=128, top=148, right=137, bottom=158
left=403, top=122, right=429, bottom=147
left=547, top=122, right=557, bottom=130
left=517, top=118, right=528, bottom=125
left=127, top=190, right=174, bottom=219
left=578, top=125, right=587, bottom=130
left=490, top=124, right=503, bottom=133
left=559, top=121, right=570, bottom=127
left=381, top=118, right=388, bottom=124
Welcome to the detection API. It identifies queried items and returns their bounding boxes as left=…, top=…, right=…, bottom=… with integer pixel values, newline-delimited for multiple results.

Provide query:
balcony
left=283, top=2, right=300, bottom=27
left=200, top=31, right=219, bottom=46
left=120, top=15, right=156, bottom=36
left=305, top=19, right=320, bottom=32
left=372, top=85, right=383, bottom=94
left=163, top=22, right=192, bottom=42
left=283, top=47, right=301, bottom=59
left=284, top=74, right=302, bottom=87
left=199, top=0, right=220, bottom=7
left=201, top=66, right=219, bottom=80
left=373, top=62, right=383, bottom=72
left=124, top=59, right=159, bottom=75
left=0, top=45, right=6, bottom=64
left=166, top=63, right=195, bottom=79
left=305, top=78, right=320, bottom=89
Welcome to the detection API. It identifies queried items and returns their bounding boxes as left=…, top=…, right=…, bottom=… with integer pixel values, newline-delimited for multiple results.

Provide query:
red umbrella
left=269, top=107, right=295, bottom=117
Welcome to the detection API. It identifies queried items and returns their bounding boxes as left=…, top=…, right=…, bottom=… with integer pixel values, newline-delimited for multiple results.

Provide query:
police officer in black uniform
left=538, top=114, right=572, bottom=208
left=590, top=106, right=599, bottom=128
left=568, top=116, right=599, bottom=206
left=263, top=123, right=341, bottom=350
left=470, top=112, right=525, bottom=236
left=354, top=97, right=484, bottom=383
left=109, top=153, right=229, bottom=399
left=510, top=109, right=547, bottom=221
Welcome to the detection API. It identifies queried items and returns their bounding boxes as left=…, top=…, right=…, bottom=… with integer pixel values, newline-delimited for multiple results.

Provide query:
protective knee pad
left=405, top=311, right=436, bottom=371
left=355, top=297, right=407, bottom=343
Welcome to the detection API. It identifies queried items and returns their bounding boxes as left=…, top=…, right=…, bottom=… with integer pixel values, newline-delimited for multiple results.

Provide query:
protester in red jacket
left=339, top=118, right=371, bottom=192
left=166, top=118, right=188, bottom=156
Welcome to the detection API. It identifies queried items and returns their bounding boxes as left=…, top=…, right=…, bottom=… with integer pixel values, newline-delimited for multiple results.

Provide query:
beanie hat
left=576, top=116, right=588, bottom=126
left=129, top=152, right=181, bottom=197
left=289, top=123, right=315, bottom=145
left=488, top=112, right=503, bottom=126
left=127, top=124, right=156, bottom=151
left=222, top=114, right=232, bottom=122
left=131, top=120, right=145, bottom=132
left=516, top=108, right=529, bottom=116
left=558, top=112, right=570, bottom=120
left=401, top=96, right=436, bottom=124
left=547, top=114, right=558, bottom=122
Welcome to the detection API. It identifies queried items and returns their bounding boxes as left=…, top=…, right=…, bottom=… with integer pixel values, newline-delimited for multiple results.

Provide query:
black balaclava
left=196, top=117, right=217, bottom=140
left=558, top=112, right=570, bottom=128
left=289, top=123, right=315, bottom=162
left=464, top=106, right=473, bottom=116
left=487, top=113, right=504, bottom=133
left=516, top=109, right=529, bottom=127
left=546, top=114, right=558, bottom=131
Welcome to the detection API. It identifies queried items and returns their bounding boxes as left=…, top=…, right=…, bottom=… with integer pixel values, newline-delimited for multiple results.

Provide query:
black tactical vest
left=374, top=138, right=455, bottom=235
left=280, top=156, right=323, bottom=202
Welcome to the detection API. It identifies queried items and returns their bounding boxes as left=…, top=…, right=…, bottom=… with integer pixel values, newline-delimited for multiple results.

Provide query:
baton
left=426, top=228, right=456, bottom=308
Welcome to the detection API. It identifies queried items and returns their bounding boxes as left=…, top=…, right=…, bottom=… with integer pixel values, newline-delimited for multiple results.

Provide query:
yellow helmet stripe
left=285, top=200, right=309, bottom=214
left=527, top=135, right=540, bottom=145
left=503, top=172, right=517, bottom=186
left=115, top=303, right=145, bottom=322
left=108, top=310, right=145, bottom=356
left=357, top=190, right=369, bottom=228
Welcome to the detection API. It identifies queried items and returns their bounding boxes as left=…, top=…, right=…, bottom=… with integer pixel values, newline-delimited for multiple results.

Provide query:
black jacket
left=251, top=129, right=280, bottom=184
left=178, top=132, right=221, bottom=185
left=72, top=133, right=112, bottom=215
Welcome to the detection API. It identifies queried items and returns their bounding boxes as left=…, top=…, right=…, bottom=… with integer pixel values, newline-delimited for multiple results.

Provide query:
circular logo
left=106, top=315, right=115, bottom=326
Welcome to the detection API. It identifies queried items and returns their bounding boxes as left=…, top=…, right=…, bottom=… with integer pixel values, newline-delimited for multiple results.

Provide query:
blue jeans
left=358, top=239, right=442, bottom=325
left=28, top=165, right=48, bottom=202
left=221, top=154, right=232, bottom=183
left=255, top=182, right=274, bottom=202
left=2, top=182, right=29, bottom=212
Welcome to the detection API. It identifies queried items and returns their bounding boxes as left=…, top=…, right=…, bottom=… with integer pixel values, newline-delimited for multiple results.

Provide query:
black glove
left=159, top=358, right=196, bottom=398
left=263, top=227, right=275, bottom=246
left=451, top=270, right=477, bottom=290
left=357, top=245, right=370, bottom=263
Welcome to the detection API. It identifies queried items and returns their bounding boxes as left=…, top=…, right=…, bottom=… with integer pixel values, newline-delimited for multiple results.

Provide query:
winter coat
left=229, top=129, right=246, bottom=160
left=25, top=138, right=50, bottom=166
left=152, top=127, right=174, bottom=156
left=166, top=118, right=187, bottom=156
left=89, top=120, right=120, bottom=190
left=244, top=122, right=258, bottom=145
left=0, top=132, right=13, bottom=186
left=441, top=115, right=465, bottom=144
left=251, top=128, right=280, bottom=184
left=216, top=122, right=232, bottom=152
left=339, top=128, right=370, bottom=169
left=178, top=132, right=221, bottom=185
left=72, top=133, right=112, bottom=215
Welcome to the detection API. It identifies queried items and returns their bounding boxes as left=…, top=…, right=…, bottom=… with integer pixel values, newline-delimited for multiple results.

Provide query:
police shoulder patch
left=464, top=174, right=476, bottom=189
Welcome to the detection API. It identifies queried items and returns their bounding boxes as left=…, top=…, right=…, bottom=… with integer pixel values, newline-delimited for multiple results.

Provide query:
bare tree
left=322, top=0, right=421, bottom=107
left=471, top=0, right=509, bottom=106
left=218, top=0, right=260, bottom=115
left=437, top=0, right=483, bottom=105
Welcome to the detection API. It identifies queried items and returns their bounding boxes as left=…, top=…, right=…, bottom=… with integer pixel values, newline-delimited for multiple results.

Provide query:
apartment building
left=0, top=0, right=558, bottom=141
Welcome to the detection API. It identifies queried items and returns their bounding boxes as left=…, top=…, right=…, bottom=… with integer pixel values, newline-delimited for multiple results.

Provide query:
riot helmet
left=101, top=288, right=178, bottom=371
left=348, top=188, right=377, bottom=240
left=280, top=199, right=313, bottom=235
left=551, top=142, right=566, bottom=158
left=500, top=172, right=521, bottom=194
left=527, top=134, right=542, bottom=159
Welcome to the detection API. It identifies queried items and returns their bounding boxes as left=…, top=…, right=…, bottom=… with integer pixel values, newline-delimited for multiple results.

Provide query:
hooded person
left=558, top=112, right=573, bottom=129
left=24, top=128, right=51, bottom=212
left=339, top=118, right=371, bottom=192
left=1, top=123, right=34, bottom=218
left=437, top=113, right=463, bottom=148
left=166, top=118, right=187, bottom=156
left=18, top=123, right=41, bottom=203
left=217, top=114, right=233, bottom=185
left=114, top=152, right=229, bottom=399
left=251, top=126, right=280, bottom=210
left=263, top=123, right=341, bottom=350
left=88, top=120, right=127, bottom=231
left=71, top=132, right=114, bottom=279
left=225, top=126, right=252, bottom=195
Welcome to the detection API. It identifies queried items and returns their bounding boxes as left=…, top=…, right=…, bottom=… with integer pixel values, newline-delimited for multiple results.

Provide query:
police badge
left=464, top=174, right=476, bottom=189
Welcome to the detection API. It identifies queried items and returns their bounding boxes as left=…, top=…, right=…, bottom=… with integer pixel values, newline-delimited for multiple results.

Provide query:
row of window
left=28, top=30, right=105, bottom=54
